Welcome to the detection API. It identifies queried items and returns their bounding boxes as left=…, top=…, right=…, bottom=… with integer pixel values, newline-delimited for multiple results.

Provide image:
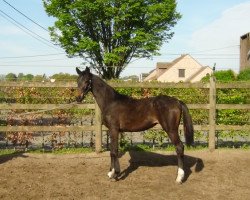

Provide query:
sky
left=0, top=0, right=250, bottom=77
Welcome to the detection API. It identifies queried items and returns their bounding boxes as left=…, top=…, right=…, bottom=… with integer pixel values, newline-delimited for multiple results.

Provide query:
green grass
left=0, top=149, right=19, bottom=156
left=1, top=143, right=249, bottom=157
left=0, top=147, right=93, bottom=156
left=119, top=142, right=250, bottom=152
left=119, top=143, right=209, bottom=152
left=51, top=147, right=93, bottom=154
left=27, top=147, right=93, bottom=154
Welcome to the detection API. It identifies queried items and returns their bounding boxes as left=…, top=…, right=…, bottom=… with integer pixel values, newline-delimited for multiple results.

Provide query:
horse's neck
left=91, top=75, right=117, bottom=111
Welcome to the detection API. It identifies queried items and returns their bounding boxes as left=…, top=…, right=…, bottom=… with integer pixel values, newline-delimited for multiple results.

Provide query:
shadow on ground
left=118, top=149, right=204, bottom=182
left=0, top=151, right=28, bottom=165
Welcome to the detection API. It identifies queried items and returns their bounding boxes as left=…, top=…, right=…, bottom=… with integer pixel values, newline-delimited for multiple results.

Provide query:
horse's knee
left=176, top=142, right=184, bottom=155
left=110, top=151, right=118, bottom=158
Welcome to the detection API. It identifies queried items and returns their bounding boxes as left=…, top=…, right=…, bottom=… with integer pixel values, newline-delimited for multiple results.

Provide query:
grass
left=119, top=142, right=250, bottom=152
left=0, top=149, right=20, bottom=156
left=119, top=143, right=209, bottom=153
left=0, top=147, right=93, bottom=156
left=0, top=142, right=249, bottom=157
left=27, top=147, right=93, bottom=154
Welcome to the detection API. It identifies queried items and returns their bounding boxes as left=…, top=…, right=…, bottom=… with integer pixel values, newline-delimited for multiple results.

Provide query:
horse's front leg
left=107, top=128, right=120, bottom=180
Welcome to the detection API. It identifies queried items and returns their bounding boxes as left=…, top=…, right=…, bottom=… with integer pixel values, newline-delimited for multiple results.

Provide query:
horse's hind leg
left=107, top=127, right=120, bottom=179
left=160, top=121, right=185, bottom=183
left=168, top=130, right=185, bottom=183
left=157, top=105, right=185, bottom=183
left=174, top=137, right=185, bottom=184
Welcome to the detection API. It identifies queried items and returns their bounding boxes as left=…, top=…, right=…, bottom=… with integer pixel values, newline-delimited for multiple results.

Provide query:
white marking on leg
left=176, top=168, right=185, bottom=184
left=107, top=168, right=115, bottom=179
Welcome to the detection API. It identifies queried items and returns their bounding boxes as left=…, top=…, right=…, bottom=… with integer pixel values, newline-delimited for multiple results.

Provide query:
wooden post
left=95, top=101, right=102, bottom=153
left=209, top=75, right=216, bottom=151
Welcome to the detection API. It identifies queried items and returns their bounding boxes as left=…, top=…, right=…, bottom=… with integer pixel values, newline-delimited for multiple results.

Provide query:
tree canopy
left=43, top=0, right=181, bottom=79
left=201, top=68, right=250, bottom=82
left=237, top=68, right=250, bottom=81
left=5, top=73, right=17, bottom=81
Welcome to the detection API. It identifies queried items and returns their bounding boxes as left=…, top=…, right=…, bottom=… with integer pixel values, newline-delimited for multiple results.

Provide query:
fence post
left=209, top=75, right=216, bottom=151
left=95, top=101, right=102, bottom=153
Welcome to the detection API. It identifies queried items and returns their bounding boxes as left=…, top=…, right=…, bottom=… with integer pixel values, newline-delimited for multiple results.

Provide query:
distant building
left=139, top=73, right=149, bottom=82
left=240, top=32, right=250, bottom=71
left=144, top=54, right=213, bottom=83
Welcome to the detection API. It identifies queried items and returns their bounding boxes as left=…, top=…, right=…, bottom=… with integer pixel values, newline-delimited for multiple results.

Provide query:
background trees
left=43, top=0, right=181, bottom=79
left=5, top=73, right=17, bottom=81
left=2, top=68, right=249, bottom=82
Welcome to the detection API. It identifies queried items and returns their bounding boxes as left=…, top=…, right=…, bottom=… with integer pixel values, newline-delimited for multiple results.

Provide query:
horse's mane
left=92, top=74, right=133, bottom=101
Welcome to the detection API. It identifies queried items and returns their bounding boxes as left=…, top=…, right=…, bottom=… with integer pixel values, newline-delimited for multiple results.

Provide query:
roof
left=156, top=54, right=188, bottom=69
left=144, top=54, right=189, bottom=81
left=185, top=66, right=207, bottom=82
left=144, top=54, right=209, bottom=82
left=241, top=32, right=250, bottom=40
left=144, top=55, right=187, bottom=81
left=156, top=62, right=171, bottom=69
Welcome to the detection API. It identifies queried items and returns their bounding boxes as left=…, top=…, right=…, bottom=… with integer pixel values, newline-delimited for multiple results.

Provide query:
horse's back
left=105, top=95, right=181, bottom=116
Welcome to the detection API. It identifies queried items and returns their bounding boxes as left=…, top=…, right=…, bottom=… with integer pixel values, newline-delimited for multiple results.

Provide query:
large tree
left=43, top=0, right=181, bottom=79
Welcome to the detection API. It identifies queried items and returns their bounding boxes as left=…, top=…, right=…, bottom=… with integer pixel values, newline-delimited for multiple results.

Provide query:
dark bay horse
left=76, top=67, right=194, bottom=183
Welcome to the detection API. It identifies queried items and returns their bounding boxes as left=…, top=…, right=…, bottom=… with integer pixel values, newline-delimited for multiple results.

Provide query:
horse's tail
left=180, top=101, right=194, bottom=146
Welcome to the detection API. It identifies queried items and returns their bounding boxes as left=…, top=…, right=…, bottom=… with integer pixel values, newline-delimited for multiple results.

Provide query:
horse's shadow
left=118, top=149, right=204, bottom=182
left=0, top=151, right=27, bottom=165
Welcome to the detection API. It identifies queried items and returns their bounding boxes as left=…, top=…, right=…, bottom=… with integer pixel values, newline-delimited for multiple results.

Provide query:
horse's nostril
left=76, top=96, right=82, bottom=102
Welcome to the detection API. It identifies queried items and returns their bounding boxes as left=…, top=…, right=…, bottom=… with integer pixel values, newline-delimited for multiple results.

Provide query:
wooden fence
left=0, top=78, right=249, bottom=152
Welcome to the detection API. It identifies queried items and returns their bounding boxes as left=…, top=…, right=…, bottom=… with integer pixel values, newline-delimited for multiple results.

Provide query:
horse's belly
left=120, top=120, right=158, bottom=132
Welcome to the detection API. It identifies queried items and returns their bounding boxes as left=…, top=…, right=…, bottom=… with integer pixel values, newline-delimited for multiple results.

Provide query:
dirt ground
left=0, top=150, right=249, bottom=200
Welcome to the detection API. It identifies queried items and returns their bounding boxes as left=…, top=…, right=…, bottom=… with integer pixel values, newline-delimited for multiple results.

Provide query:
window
left=178, top=69, right=185, bottom=78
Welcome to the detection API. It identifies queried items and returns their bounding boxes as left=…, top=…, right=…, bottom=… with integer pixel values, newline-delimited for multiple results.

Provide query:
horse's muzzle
left=76, top=94, right=84, bottom=102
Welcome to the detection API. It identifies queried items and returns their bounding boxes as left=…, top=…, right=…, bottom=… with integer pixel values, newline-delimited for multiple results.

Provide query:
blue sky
left=0, top=0, right=250, bottom=77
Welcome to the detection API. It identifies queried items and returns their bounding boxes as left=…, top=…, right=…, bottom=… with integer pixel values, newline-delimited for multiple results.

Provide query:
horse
left=76, top=67, right=194, bottom=184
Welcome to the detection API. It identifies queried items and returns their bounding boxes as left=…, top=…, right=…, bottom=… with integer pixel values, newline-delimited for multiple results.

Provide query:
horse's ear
left=85, top=67, right=90, bottom=74
left=76, top=67, right=82, bottom=75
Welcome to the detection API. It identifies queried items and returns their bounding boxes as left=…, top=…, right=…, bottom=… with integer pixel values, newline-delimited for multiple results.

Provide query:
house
left=144, top=54, right=213, bottom=83
left=139, top=73, right=149, bottom=82
left=240, top=32, right=250, bottom=71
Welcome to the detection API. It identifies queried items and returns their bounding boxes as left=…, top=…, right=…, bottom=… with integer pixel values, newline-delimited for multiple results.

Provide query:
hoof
left=175, top=178, right=183, bottom=184
left=107, top=168, right=120, bottom=181
left=107, top=168, right=115, bottom=179
left=175, top=168, right=185, bottom=184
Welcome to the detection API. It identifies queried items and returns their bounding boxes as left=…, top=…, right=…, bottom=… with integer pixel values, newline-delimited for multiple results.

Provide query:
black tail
left=180, top=101, right=194, bottom=146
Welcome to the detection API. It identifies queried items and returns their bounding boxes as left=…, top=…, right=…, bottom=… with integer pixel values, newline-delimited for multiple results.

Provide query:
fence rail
left=0, top=80, right=249, bottom=89
left=0, top=79, right=250, bottom=152
left=0, top=103, right=249, bottom=110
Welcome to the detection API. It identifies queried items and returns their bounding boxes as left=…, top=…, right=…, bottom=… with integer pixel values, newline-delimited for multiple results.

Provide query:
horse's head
left=76, top=67, right=92, bottom=102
